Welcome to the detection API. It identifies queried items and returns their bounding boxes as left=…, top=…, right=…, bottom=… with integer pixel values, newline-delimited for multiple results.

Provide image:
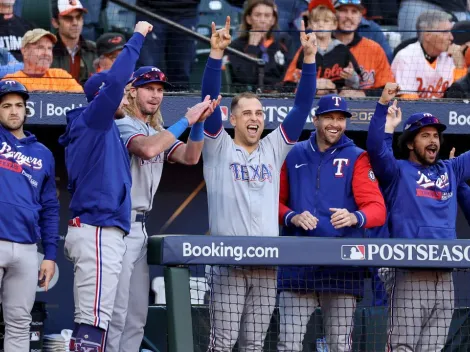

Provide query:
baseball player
left=58, top=21, right=153, bottom=352
left=201, top=17, right=317, bottom=351
left=277, top=95, right=386, bottom=352
left=0, top=80, right=59, bottom=351
left=366, top=83, right=470, bottom=352
left=104, top=67, right=219, bottom=352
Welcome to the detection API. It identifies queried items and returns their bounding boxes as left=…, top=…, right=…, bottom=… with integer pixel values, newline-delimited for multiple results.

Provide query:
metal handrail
left=109, top=0, right=266, bottom=89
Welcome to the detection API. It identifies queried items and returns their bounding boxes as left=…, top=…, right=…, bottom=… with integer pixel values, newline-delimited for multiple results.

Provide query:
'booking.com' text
left=182, top=242, right=279, bottom=261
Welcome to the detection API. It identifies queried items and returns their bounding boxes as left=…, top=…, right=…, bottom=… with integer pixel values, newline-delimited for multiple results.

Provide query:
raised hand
left=385, top=99, right=402, bottom=132
left=379, top=83, right=400, bottom=105
left=291, top=211, right=319, bottom=231
left=330, top=208, right=358, bottom=229
left=210, top=16, right=232, bottom=57
left=185, top=95, right=212, bottom=125
left=300, top=20, right=317, bottom=62
left=134, top=21, right=153, bottom=37
left=198, top=95, right=223, bottom=122
left=449, top=147, right=456, bottom=159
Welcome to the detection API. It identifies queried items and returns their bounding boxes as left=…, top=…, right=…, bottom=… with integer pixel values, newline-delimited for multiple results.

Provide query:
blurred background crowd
left=1, top=0, right=470, bottom=99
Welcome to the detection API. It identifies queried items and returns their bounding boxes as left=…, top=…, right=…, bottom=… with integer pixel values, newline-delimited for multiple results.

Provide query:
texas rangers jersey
left=116, top=116, right=182, bottom=212
left=392, top=41, right=458, bottom=98
left=203, top=127, right=293, bottom=237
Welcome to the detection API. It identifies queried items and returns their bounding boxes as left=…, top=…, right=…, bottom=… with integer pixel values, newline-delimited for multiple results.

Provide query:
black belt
left=135, top=213, right=148, bottom=223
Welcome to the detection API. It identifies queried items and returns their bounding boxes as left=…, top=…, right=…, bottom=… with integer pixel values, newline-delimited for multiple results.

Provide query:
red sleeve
left=352, top=152, right=387, bottom=228
left=279, top=161, right=293, bottom=225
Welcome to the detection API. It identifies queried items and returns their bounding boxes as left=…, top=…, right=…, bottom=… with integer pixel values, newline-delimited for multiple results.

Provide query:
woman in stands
left=228, top=0, right=293, bottom=92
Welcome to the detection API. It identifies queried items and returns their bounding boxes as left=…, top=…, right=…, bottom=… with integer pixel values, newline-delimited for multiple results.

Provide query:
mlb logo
left=341, top=245, right=365, bottom=260
left=30, top=331, right=40, bottom=341
left=220, top=106, right=229, bottom=121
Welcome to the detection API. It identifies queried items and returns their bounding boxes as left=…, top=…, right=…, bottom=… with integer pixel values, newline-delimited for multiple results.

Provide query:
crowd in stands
left=0, top=0, right=470, bottom=98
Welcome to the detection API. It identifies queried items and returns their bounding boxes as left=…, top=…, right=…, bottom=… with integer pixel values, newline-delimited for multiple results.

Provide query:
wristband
left=167, top=117, right=189, bottom=139
left=189, top=122, right=204, bottom=142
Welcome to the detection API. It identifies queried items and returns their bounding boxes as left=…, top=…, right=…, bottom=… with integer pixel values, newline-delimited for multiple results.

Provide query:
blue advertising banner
left=25, top=93, right=470, bottom=134
left=157, top=235, right=470, bottom=268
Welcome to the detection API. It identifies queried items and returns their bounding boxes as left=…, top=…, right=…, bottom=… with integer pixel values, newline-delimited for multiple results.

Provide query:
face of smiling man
left=230, top=96, right=265, bottom=153
left=314, top=111, right=347, bottom=151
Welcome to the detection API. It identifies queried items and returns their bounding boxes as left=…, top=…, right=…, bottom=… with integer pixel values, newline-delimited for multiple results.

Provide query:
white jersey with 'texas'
left=203, top=126, right=293, bottom=237
left=116, top=116, right=182, bottom=212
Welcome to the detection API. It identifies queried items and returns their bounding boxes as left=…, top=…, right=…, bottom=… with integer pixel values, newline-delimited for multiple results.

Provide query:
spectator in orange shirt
left=93, top=32, right=125, bottom=73
left=283, top=0, right=361, bottom=96
left=333, top=0, right=394, bottom=96
left=2, top=28, right=83, bottom=92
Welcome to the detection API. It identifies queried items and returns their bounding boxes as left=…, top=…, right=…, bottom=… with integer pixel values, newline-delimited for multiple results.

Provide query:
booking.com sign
left=342, top=244, right=470, bottom=262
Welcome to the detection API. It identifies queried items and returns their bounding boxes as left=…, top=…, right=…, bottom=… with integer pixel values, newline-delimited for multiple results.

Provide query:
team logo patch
left=341, top=245, right=365, bottom=260
left=220, top=106, right=229, bottom=121
left=368, top=169, right=376, bottom=181
left=30, top=331, right=40, bottom=341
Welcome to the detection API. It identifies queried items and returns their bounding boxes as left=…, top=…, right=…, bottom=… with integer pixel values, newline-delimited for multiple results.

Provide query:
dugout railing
left=148, top=235, right=470, bottom=352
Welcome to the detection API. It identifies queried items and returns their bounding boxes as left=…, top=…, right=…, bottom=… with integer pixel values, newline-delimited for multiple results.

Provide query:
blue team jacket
left=367, top=103, right=470, bottom=240
left=0, top=125, right=59, bottom=260
left=278, top=133, right=376, bottom=296
left=58, top=33, right=145, bottom=233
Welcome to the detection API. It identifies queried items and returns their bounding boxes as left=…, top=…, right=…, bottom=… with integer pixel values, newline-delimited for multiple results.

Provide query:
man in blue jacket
left=366, top=83, right=470, bottom=352
left=58, top=21, right=153, bottom=352
left=277, top=95, right=386, bottom=352
left=0, top=80, right=59, bottom=351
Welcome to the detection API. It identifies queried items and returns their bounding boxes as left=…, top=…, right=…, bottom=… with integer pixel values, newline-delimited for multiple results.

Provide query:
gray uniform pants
left=0, top=240, right=38, bottom=352
left=105, top=221, right=149, bottom=352
left=206, top=266, right=277, bottom=352
left=384, top=269, right=454, bottom=352
left=65, top=222, right=126, bottom=331
left=277, top=291, right=356, bottom=352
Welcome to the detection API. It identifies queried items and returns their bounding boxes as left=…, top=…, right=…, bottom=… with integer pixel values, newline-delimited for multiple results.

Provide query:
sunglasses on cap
left=405, top=115, right=442, bottom=130
left=336, top=0, right=362, bottom=5
left=132, top=70, right=168, bottom=86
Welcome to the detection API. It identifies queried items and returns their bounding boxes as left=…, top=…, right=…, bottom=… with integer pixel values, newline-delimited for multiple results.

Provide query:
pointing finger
left=392, top=99, right=398, bottom=108
left=211, top=22, right=216, bottom=35
left=225, top=16, right=231, bottom=32
left=450, top=147, right=456, bottom=159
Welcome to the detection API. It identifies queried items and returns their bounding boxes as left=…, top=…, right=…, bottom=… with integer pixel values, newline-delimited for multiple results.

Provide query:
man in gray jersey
left=201, top=17, right=318, bottom=351
left=104, top=66, right=219, bottom=352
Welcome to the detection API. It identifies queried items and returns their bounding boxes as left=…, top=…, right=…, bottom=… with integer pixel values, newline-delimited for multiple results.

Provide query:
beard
left=114, top=108, right=126, bottom=119
left=1, top=117, right=25, bottom=132
left=317, top=127, right=342, bottom=147
left=412, top=146, right=439, bottom=166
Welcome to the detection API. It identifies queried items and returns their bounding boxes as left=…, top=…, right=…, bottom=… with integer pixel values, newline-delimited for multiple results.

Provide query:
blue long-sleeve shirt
left=0, top=126, right=59, bottom=260
left=367, top=103, right=470, bottom=240
left=202, top=56, right=316, bottom=142
left=58, top=32, right=145, bottom=233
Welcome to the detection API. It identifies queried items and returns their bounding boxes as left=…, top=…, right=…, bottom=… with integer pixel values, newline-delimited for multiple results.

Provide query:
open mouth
left=326, top=128, right=340, bottom=136
left=247, top=124, right=259, bottom=136
left=425, top=145, right=437, bottom=158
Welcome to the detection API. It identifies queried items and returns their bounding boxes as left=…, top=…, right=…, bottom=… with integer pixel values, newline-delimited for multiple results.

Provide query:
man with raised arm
left=201, top=17, right=317, bottom=351
left=366, top=83, right=470, bottom=352
left=58, top=21, right=153, bottom=352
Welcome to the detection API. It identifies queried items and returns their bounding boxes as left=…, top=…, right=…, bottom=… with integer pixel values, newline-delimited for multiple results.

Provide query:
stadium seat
left=22, top=0, right=52, bottom=30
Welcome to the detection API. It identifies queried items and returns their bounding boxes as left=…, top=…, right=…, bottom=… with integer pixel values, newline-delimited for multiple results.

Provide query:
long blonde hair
left=124, top=84, right=164, bottom=131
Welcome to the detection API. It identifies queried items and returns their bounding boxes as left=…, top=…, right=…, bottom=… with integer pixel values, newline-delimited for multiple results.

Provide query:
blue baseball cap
left=403, top=113, right=447, bottom=133
left=129, top=66, right=173, bottom=89
left=84, top=70, right=111, bottom=103
left=0, top=79, right=29, bottom=100
left=314, top=94, right=352, bottom=118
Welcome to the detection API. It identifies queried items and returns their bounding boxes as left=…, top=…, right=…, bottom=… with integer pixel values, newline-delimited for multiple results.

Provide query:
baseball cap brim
left=59, top=7, right=88, bottom=17
left=100, top=45, right=125, bottom=56
left=316, top=108, right=352, bottom=118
